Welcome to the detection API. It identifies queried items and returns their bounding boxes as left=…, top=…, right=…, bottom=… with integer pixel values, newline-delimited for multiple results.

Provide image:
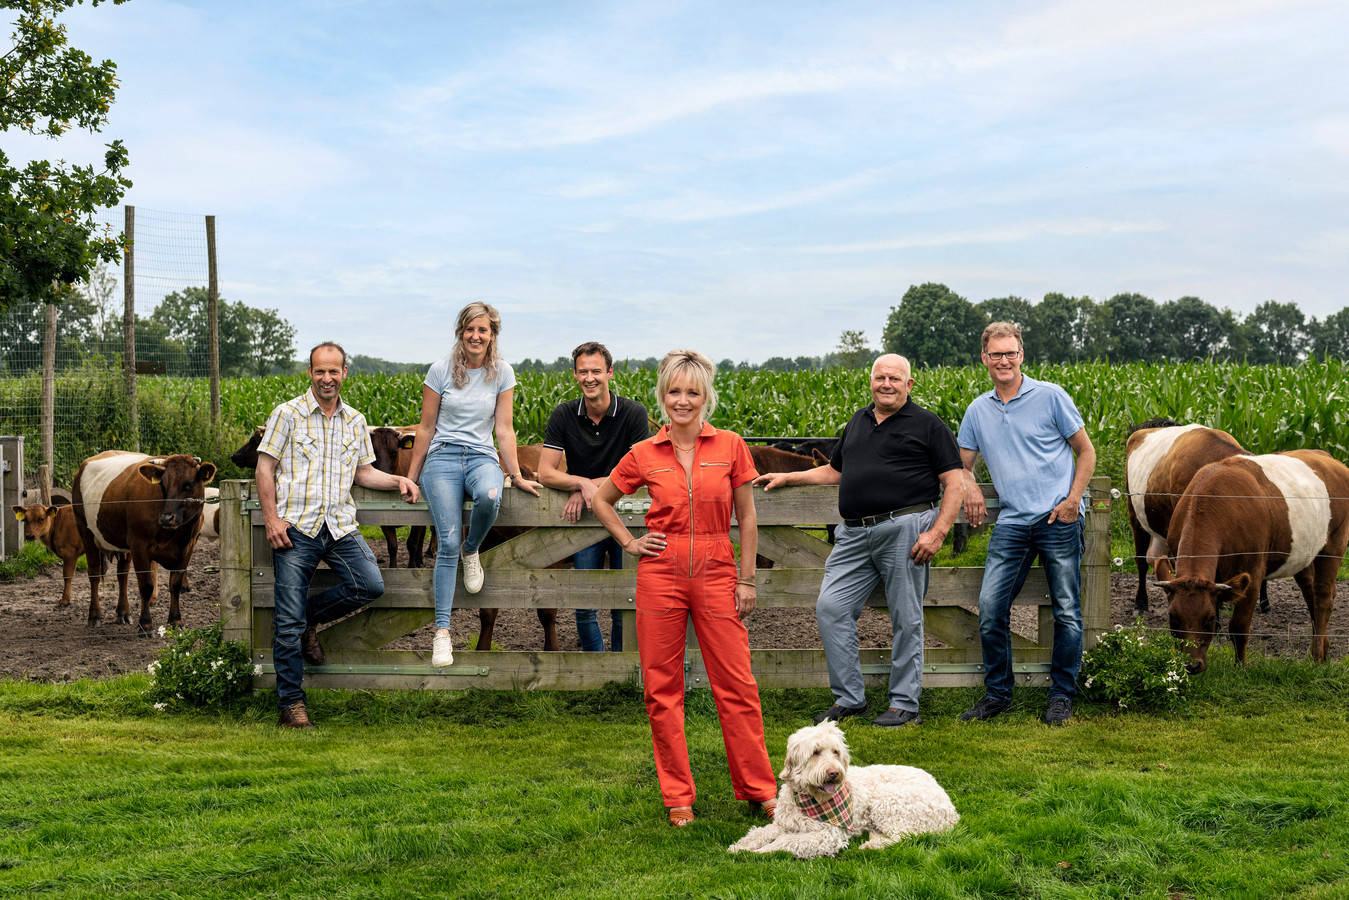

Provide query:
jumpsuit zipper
left=686, top=441, right=695, bottom=576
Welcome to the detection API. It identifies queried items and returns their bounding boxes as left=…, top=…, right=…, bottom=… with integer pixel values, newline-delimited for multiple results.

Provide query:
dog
left=728, top=721, right=958, bottom=859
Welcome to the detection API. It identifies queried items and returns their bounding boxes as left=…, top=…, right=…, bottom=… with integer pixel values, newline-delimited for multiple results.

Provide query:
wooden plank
left=754, top=526, right=833, bottom=568
left=923, top=606, right=1040, bottom=651
left=1082, top=477, right=1113, bottom=650
left=483, top=525, right=618, bottom=570
left=218, top=480, right=252, bottom=645
left=317, top=607, right=435, bottom=652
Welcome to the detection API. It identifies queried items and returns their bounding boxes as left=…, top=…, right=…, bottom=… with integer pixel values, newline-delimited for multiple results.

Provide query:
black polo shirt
left=831, top=399, right=962, bottom=521
left=542, top=393, right=651, bottom=479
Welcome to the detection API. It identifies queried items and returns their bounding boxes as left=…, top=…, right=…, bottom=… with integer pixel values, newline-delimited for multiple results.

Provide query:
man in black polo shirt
left=755, top=354, right=963, bottom=727
left=538, top=342, right=651, bottom=652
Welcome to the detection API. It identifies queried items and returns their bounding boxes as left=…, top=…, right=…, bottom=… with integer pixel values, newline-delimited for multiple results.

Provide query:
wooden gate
left=219, top=477, right=1111, bottom=692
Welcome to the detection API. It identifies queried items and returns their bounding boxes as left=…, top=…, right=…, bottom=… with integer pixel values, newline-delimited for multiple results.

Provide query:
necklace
left=671, top=439, right=696, bottom=453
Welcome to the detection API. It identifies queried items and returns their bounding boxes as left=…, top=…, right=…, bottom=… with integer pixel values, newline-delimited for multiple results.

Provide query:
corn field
left=4, top=359, right=1347, bottom=490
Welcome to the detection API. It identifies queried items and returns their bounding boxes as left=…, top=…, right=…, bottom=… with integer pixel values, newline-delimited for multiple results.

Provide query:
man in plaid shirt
left=257, top=341, right=419, bottom=729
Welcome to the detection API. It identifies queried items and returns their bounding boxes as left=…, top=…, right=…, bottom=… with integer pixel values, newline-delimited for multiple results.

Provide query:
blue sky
left=14, top=0, right=1349, bottom=365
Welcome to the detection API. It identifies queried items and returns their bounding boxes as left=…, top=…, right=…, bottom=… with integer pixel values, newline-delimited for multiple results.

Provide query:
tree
left=1243, top=301, right=1308, bottom=366
left=1099, top=293, right=1162, bottom=362
left=1, top=0, right=131, bottom=314
left=881, top=283, right=983, bottom=368
left=1036, top=293, right=1097, bottom=363
left=834, top=329, right=872, bottom=368
left=149, top=286, right=297, bottom=377
left=1309, top=307, right=1349, bottom=361
left=1159, top=296, right=1232, bottom=361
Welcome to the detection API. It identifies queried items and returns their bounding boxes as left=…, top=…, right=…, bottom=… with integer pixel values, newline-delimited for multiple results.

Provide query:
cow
left=1125, top=418, right=1270, bottom=614
left=230, top=426, right=265, bottom=469
left=749, top=445, right=818, bottom=474
left=71, top=451, right=216, bottom=631
left=12, top=499, right=83, bottom=607
left=1158, top=450, right=1349, bottom=673
left=197, top=487, right=221, bottom=541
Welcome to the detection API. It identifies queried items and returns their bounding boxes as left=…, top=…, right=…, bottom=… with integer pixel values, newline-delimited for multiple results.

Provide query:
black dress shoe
left=301, top=625, right=325, bottom=665
left=872, top=708, right=922, bottom=728
left=812, top=703, right=868, bottom=724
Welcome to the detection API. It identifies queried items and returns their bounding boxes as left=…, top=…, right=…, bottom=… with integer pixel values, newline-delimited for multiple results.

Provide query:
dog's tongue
left=823, top=782, right=838, bottom=795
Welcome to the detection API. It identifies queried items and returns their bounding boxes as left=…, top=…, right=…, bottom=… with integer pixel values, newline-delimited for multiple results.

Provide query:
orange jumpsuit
left=609, top=422, right=777, bottom=808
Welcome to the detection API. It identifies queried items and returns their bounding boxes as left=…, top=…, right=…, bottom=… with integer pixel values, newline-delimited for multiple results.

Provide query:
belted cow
left=1159, top=450, right=1349, bottom=672
left=71, top=451, right=217, bottom=631
left=1124, top=419, right=1271, bottom=613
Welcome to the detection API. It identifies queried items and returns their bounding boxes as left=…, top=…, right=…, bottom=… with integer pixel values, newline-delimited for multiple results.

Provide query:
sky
left=11, top=0, right=1349, bottom=366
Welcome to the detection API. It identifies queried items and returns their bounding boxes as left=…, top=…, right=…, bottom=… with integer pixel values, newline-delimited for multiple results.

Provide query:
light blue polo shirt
left=957, top=375, right=1086, bottom=525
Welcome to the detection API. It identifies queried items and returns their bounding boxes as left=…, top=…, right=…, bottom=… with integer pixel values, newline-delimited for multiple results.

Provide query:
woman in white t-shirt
left=405, top=302, right=540, bottom=667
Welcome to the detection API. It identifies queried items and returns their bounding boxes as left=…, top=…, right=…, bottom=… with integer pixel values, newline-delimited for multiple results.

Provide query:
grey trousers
left=815, top=508, right=937, bottom=712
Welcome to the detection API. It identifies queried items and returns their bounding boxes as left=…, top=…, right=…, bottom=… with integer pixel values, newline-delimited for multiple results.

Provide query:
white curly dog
left=729, top=721, right=959, bottom=859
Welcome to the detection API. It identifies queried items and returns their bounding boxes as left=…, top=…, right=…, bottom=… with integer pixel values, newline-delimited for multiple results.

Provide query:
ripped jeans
left=419, top=445, right=504, bottom=630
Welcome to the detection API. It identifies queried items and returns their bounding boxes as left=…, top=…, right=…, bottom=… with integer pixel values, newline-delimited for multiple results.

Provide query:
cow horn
left=193, top=456, right=201, bottom=464
left=1213, top=582, right=1235, bottom=592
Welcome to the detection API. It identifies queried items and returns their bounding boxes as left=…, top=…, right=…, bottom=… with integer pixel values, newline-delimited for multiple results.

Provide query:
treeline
left=0, top=267, right=296, bottom=378
left=882, top=283, right=1349, bottom=368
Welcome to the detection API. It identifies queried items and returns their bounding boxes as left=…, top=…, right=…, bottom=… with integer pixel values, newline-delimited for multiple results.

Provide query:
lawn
left=3, top=655, right=1349, bottom=899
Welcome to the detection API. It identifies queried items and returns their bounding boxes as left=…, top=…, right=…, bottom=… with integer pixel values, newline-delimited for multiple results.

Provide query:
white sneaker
left=432, top=632, right=454, bottom=667
left=462, top=551, right=484, bottom=594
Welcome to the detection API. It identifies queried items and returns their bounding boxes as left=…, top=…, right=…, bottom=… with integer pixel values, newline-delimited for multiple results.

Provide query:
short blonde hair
left=654, top=349, right=717, bottom=422
left=981, top=321, right=1023, bottom=353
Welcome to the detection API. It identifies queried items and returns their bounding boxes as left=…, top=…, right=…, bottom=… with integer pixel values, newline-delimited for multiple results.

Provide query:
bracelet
left=736, top=578, right=756, bottom=585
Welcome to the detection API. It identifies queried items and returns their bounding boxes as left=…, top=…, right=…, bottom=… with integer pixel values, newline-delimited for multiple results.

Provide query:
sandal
left=751, top=797, right=777, bottom=820
left=668, top=806, right=695, bottom=828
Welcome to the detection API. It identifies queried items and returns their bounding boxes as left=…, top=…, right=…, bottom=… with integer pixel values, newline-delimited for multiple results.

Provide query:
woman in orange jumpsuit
left=593, top=349, right=777, bottom=827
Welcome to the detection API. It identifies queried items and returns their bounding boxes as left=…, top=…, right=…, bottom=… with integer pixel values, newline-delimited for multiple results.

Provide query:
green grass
left=4, top=659, right=1349, bottom=899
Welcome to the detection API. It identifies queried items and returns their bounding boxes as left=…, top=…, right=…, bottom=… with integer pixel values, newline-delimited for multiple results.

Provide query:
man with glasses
left=957, top=322, right=1096, bottom=726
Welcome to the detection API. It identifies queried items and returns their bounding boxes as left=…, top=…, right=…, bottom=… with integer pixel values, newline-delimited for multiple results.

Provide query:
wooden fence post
left=219, top=480, right=252, bottom=646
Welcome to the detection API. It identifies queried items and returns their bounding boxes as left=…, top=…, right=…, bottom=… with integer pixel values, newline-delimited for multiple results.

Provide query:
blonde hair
left=981, top=321, right=1024, bottom=353
left=450, top=302, right=502, bottom=389
left=654, top=349, right=717, bottom=423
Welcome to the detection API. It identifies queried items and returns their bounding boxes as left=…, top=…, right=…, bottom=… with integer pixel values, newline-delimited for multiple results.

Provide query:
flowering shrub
left=1078, top=619, right=1193, bottom=713
left=145, top=622, right=253, bottom=712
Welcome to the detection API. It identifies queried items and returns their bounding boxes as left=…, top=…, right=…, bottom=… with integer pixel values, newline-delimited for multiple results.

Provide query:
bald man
left=755, top=354, right=963, bottom=728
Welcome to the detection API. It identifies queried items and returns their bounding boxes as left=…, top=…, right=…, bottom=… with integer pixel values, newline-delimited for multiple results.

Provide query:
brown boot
left=301, top=624, right=325, bottom=665
left=278, top=701, right=316, bottom=730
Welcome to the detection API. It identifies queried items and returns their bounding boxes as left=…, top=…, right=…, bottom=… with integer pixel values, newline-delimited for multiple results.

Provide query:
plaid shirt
left=258, top=388, right=375, bottom=539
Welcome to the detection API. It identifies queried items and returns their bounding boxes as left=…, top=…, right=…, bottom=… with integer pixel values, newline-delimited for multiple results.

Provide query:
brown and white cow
left=1125, top=419, right=1257, bottom=613
left=11, top=500, right=84, bottom=607
left=72, top=451, right=217, bottom=631
left=1159, top=450, right=1349, bottom=672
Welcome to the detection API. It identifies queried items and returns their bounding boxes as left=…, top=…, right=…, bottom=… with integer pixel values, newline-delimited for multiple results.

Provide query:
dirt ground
left=3, top=535, right=1348, bottom=682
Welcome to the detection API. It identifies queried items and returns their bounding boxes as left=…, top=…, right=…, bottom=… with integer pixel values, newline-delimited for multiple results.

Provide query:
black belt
left=843, top=502, right=937, bottom=528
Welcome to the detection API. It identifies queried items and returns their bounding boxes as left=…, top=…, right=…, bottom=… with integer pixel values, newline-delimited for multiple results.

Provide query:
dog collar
left=796, top=781, right=856, bottom=833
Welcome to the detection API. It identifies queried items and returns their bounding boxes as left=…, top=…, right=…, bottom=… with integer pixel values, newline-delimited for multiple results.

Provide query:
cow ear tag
left=13, top=511, right=22, bottom=520
left=149, top=475, right=161, bottom=484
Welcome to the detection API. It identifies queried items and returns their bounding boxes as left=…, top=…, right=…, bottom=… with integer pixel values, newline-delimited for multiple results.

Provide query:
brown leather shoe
left=301, top=625, right=325, bottom=665
left=278, top=701, right=316, bottom=730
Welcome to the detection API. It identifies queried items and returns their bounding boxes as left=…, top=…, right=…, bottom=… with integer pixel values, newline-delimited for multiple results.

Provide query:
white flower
left=147, top=661, right=159, bottom=673
left=211, top=660, right=221, bottom=670
left=157, top=625, right=167, bottom=637
left=153, top=702, right=166, bottom=711
left=253, top=664, right=263, bottom=676
left=1114, top=624, right=1124, bottom=632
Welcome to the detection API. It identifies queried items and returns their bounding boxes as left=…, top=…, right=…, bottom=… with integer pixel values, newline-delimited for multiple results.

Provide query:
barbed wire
left=1108, top=487, right=1349, bottom=502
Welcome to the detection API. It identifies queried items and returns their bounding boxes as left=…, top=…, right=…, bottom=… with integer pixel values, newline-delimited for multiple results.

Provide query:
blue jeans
left=272, top=524, right=384, bottom=708
left=815, top=509, right=937, bottom=712
left=420, top=445, right=504, bottom=630
left=573, top=537, right=624, bottom=652
left=978, top=516, right=1085, bottom=702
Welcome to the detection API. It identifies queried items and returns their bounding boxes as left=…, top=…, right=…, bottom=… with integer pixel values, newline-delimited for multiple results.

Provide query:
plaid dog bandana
left=796, top=782, right=856, bottom=832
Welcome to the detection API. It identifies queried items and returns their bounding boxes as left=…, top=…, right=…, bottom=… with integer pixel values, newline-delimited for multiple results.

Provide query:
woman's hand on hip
left=625, top=532, right=666, bottom=557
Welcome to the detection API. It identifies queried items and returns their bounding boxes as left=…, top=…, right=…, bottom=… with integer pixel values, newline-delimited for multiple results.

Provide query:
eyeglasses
left=985, top=350, right=1021, bottom=361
